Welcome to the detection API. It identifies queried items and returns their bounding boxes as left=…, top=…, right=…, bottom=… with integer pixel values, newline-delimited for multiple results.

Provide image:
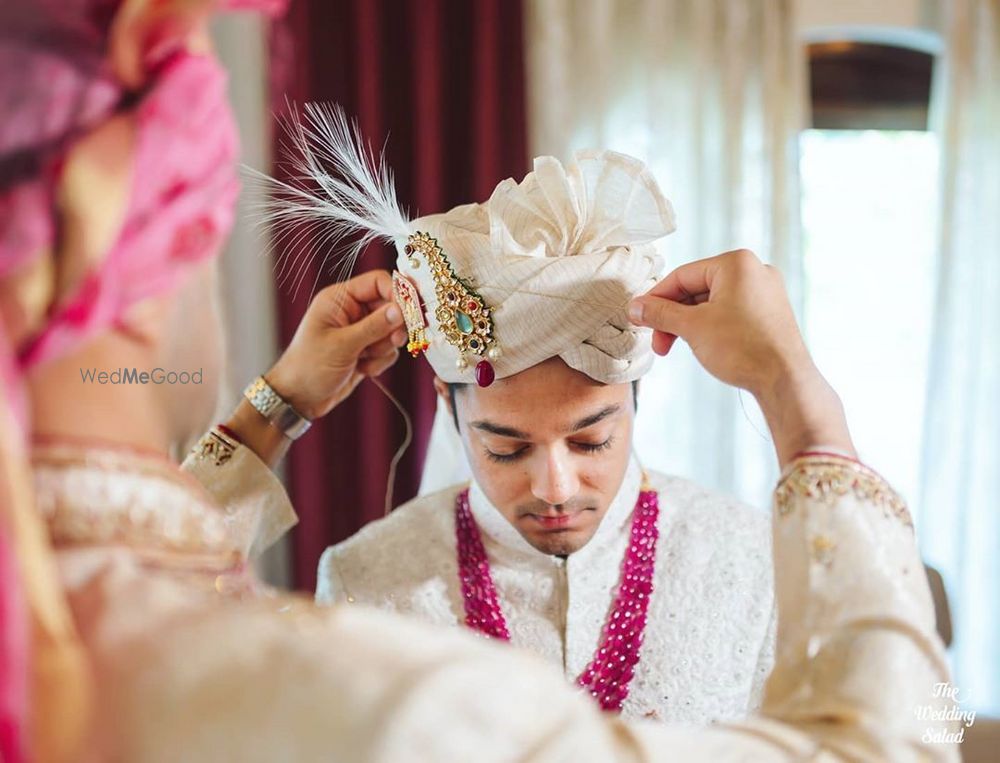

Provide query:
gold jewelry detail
left=775, top=455, right=912, bottom=529
left=404, top=231, right=497, bottom=360
left=193, top=428, right=238, bottom=467
left=392, top=271, right=430, bottom=356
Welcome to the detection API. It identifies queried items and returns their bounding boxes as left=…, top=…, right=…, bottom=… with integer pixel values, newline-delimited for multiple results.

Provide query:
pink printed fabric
left=0, top=522, right=26, bottom=763
left=18, top=50, right=240, bottom=368
left=0, top=0, right=290, bottom=372
left=0, top=30, right=118, bottom=279
left=0, top=519, right=26, bottom=763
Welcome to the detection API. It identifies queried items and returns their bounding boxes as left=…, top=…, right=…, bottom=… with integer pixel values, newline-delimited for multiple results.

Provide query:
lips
left=528, top=513, right=578, bottom=530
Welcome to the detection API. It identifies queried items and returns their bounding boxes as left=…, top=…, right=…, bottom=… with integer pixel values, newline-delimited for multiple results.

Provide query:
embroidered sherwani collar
left=467, top=455, right=644, bottom=568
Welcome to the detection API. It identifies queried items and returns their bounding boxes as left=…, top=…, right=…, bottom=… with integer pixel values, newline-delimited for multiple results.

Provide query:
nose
left=530, top=446, right=580, bottom=506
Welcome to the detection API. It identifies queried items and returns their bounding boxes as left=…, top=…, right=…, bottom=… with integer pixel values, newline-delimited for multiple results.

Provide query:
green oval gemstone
left=455, top=310, right=474, bottom=334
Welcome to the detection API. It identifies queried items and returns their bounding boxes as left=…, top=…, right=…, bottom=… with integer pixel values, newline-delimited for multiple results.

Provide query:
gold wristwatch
left=243, top=376, right=312, bottom=440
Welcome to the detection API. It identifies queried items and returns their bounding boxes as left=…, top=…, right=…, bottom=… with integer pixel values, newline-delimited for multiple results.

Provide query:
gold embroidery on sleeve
left=775, top=456, right=913, bottom=530
left=192, top=429, right=238, bottom=467
left=809, top=534, right=837, bottom=566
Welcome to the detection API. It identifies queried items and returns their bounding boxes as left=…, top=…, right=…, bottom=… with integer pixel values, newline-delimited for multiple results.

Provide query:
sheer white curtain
left=919, top=0, right=1000, bottom=714
left=520, top=0, right=807, bottom=505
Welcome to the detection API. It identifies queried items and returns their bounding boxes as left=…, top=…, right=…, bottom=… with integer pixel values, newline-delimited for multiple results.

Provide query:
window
left=800, top=42, right=938, bottom=506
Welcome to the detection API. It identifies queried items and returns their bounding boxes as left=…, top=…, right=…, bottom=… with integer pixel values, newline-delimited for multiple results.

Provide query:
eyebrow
left=469, top=404, right=622, bottom=440
left=570, top=404, right=622, bottom=432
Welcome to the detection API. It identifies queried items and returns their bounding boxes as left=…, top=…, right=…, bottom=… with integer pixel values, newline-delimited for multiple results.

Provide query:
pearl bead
left=487, top=345, right=502, bottom=361
left=456, top=355, right=469, bottom=370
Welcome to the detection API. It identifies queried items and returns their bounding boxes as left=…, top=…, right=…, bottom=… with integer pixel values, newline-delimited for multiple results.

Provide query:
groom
left=315, top=150, right=776, bottom=722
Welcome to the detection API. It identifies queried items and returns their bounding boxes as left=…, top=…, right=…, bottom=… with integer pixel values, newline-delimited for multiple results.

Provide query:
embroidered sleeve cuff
left=182, top=426, right=298, bottom=559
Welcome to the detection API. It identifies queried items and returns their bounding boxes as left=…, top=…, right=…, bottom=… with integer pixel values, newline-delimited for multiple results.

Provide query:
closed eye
left=572, top=436, right=615, bottom=454
left=485, top=436, right=615, bottom=464
left=484, top=446, right=529, bottom=464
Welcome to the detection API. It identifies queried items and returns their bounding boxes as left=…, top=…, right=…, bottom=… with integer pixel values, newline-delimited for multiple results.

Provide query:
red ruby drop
left=475, top=359, right=495, bottom=387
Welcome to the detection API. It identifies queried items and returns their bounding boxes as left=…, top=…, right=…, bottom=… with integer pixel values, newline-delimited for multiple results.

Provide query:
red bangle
left=216, top=424, right=243, bottom=445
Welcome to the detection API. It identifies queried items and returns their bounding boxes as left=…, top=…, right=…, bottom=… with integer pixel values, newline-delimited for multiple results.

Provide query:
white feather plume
left=246, top=103, right=412, bottom=299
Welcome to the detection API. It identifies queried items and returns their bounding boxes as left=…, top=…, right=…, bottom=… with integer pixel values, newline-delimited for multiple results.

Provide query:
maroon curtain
left=270, top=0, right=529, bottom=591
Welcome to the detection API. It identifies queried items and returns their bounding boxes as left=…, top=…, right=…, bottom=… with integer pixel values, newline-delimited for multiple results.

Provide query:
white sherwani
left=37, top=432, right=957, bottom=761
left=317, top=459, right=777, bottom=723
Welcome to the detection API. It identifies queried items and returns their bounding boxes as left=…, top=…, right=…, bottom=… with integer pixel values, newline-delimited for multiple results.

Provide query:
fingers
left=358, top=348, right=400, bottom=378
left=652, top=331, right=678, bottom=357
left=339, top=302, right=404, bottom=355
left=316, top=270, right=396, bottom=327
left=644, top=249, right=758, bottom=303
left=643, top=258, right=717, bottom=303
left=631, top=249, right=762, bottom=352
left=628, top=294, right=692, bottom=337
left=343, top=269, right=395, bottom=306
left=361, top=331, right=406, bottom=360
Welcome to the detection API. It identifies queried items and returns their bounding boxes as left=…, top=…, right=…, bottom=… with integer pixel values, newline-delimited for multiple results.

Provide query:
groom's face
left=436, top=357, right=635, bottom=556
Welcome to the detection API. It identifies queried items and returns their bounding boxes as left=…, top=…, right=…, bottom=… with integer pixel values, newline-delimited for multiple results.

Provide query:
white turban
left=263, top=106, right=675, bottom=387
left=397, top=150, right=675, bottom=385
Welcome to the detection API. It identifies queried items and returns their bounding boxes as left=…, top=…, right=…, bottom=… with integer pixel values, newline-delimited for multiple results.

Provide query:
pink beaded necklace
left=455, top=487, right=660, bottom=712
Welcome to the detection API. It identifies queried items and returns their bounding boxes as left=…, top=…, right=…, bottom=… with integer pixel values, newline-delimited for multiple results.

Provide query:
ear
left=433, top=376, right=463, bottom=432
left=433, top=375, right=451, bottom=409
